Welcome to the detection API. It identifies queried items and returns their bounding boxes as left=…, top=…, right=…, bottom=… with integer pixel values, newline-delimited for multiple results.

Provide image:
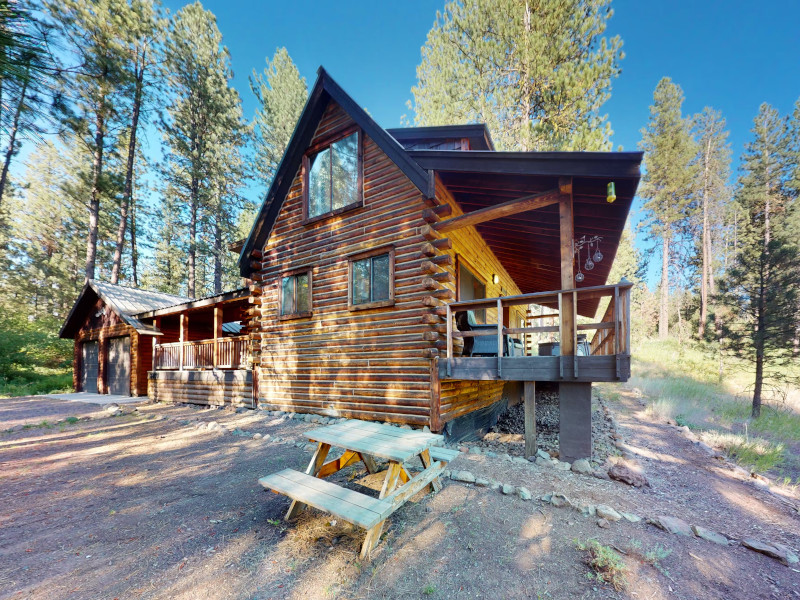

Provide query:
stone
left=489, top=480, right=501, bottom=491
left=550, top=494, right=572, bottom=508
left=554, top=461, right=572, bottom=471
left=742, top=538, right=799, bottom=566
left=501, top=453, right=512, bottom=462
left=536, top=449, right=551, bottom=460
left=253, top=433, right=263, bottom=440
left=535, top=457, right=551, bottom=467
left=458, top=446, right=469, bottom=453
left=105, top=403, right=120, bottom=413
left=262, top=434, right=271, bottom=441
left=206, top=422, right=218, bottom=430
left=517, top=487, right=532, bottom=501
left=484, top=451, right=497, bottom=458
left=691, top=525, right=728, bottom=546
left=468, top=446, right=482, bottom=455
left=597, top=518, right=610, bottom=529
left=512, top=456, right=529, bottom=465
left=501, top=484, right=515, bottom=495
left=595, top=505, right=622, bottom=522
left=620, top=512, right=642, bottom=523
left=608, top=463, right=649, bottom=488
left=571, top=459, right=592, bottom=474
left=540, top=493, right=552, bottom=503
left=452, top=470, right=476, bottom=484
left=475, top=478, right=489, bottom=487
left=592, top=469, right=611, bottom=481
left=580, top=504, right=597, bottom=517
left=651, top=515, right=693, bottom=537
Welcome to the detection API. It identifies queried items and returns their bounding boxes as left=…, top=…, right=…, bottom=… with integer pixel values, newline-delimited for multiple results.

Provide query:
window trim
left=347, top=245, right=395, bottom=311
left=278, top=267, right=313, bottom=321
left=302, top=125, right=364, bottom=225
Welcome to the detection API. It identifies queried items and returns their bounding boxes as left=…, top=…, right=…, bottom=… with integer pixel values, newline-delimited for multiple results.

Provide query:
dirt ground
left=1, top=391, right=799, bottom=600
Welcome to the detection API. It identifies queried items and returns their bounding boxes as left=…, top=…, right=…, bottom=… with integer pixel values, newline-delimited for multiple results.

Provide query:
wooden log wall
left=148, top=371, right=253, bottom=407
left=246, top=101, right=437, bottom=426
left=429, top=176, right=528, bottom=426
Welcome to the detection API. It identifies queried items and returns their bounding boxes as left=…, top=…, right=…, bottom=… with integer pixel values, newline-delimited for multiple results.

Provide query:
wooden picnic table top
left=304, top=419, right=445, bottom=463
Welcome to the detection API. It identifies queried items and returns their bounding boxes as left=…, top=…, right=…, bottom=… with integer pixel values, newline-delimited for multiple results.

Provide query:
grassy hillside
left=623, top=338, right=800, bottom=479
left=0, top=314, right=73, bottom=398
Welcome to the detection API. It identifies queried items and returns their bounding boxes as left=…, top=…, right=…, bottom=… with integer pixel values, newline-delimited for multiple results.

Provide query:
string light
left=572, top=235, right=604, bottom=283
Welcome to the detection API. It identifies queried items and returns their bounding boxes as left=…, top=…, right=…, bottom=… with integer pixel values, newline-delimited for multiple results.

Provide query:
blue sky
left=161, top=0, right=799, bottom=285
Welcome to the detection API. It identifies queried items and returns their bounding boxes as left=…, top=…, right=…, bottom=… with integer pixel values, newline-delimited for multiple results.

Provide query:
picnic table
left=258, top=419, right=460, bottom=559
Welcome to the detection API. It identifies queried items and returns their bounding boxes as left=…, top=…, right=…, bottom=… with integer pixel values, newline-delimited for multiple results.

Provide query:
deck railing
left=154, top=335, right=249, bottom=371
left=444, top=282, right=632, bottom=379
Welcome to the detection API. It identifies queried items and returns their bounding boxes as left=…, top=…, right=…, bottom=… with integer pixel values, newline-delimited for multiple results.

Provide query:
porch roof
left=413, top=151, right=643, bottom=317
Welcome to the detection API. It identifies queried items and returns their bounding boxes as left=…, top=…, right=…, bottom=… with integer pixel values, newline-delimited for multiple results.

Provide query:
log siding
left=251, top=101, right=436, bottom=425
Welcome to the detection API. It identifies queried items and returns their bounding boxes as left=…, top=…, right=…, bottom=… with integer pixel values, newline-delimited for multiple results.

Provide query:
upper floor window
left=280, top=270, right=311, bottom=319
left=304, top=129, right=361, bottom=221
left=348, top=247, right=395, bottom=311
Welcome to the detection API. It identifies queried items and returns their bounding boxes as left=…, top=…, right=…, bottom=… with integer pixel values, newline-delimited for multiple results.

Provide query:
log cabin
left=60, top=67, right=641, bottom=461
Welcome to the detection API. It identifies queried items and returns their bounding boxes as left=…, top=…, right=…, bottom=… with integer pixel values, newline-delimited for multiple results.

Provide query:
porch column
left=558, top=177, right=592, bottom=462
left=213, top=304, right=222, bottom=369
left=179, top=312, right=187, bottom=371
left=152, top=316, right=161, bottom=371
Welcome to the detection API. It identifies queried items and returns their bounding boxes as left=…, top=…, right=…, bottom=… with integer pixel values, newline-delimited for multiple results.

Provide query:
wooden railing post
left=496, top=297, right=503, bottom=377
left=446, top=303, right=452, bottom=377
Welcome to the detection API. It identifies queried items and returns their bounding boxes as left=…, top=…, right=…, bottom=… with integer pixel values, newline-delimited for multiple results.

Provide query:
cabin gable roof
left=59, top=280, right=192, bottom=339
left=238, top=67, right=433, bottom=277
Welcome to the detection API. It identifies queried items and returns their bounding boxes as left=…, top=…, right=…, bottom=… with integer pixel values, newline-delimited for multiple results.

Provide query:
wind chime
left=573, top=235, right=604, bottom=283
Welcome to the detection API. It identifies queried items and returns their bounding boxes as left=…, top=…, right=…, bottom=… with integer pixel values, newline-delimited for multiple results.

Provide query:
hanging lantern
left=593, top=239, right=603, bottom=263
left=575, top=271, right=585, bottom=283
left=606, top=181, right=616, bottom=203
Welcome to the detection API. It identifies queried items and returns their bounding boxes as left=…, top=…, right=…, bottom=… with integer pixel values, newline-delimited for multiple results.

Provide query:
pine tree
left=110, top=0, right=165, bottom=285
left=638, top=78, right=697, bottom=339
left=691, top=108, right=731, bottom=338
left=0, top=138, right=90, bottom=316
left=250, top=47, right=307, bottom=188
left=160, top=1, right=244, bottom=298
left=410, top=0, right=622, bottom=151
left=0, top=0, right=57, bottom=209
left=45, top=0, right=128, bottom=281
left=719, top=104, right=800, bottom=418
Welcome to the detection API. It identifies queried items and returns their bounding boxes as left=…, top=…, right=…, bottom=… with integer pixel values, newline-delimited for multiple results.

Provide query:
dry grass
left=623, top=338, right=800, bottom=476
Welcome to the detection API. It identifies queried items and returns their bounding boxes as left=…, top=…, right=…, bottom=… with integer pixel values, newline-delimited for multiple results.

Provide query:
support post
left=179, top=312, right=186, bottom=371
left=559, top=382, right=592, bottom=462
left=213, top=304, right=222, bottom=369
left=524, top=381, right=536, bottom=459
left=557, top=178, right=591, bottom=461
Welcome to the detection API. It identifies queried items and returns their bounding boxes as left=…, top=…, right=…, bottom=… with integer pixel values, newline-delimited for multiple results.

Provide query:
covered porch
left=135, top=288, right=254, bottom=407
left=416, top=150, right=642, bottom=461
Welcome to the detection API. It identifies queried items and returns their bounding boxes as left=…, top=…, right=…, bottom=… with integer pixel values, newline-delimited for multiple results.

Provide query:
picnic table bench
left=258, top=419, right=456, bottom=559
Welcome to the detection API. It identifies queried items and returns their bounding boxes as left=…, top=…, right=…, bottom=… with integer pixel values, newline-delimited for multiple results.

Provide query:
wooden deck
left=439, top=354, right=630, bottom=382
left=442, top=282, right=632, bottom=383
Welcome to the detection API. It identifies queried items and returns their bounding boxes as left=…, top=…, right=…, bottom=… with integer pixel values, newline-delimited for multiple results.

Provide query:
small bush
left=575, top=538, right=627, bottom=591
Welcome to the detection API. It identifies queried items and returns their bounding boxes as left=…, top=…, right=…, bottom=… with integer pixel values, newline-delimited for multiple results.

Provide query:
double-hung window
left=304, top=129, right=361, bottom=221
left=348, top=247, right=395, bottom=310
left=280, top=270, right=311, bottom=319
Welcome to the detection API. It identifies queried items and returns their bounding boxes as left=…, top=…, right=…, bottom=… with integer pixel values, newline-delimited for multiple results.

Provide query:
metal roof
left=59, top=280, right=193, bottom=338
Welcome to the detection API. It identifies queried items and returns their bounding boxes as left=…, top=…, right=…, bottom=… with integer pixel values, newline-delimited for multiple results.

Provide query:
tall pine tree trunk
left=659, top=233, right=670, bottom=339
left=753, top=271, right=766, bottom=418
left=111, top=64, right=144, bottom=284
left=85, top=103, right=106, bottom=282
left=130, top=183, right=139, bottom=286
left=0, top=67, right=29, bottom=209
left=699, top=136, right=712, bottom=338
left=188, top=175, right=199, bottom=298
left=213, top=209, right=222, bottom=294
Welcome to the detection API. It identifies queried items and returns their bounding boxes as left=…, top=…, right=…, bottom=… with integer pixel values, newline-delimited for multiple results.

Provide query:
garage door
left=108, top=337, right=131, bottom=396
left=81, top=341, right=99, bottom=393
